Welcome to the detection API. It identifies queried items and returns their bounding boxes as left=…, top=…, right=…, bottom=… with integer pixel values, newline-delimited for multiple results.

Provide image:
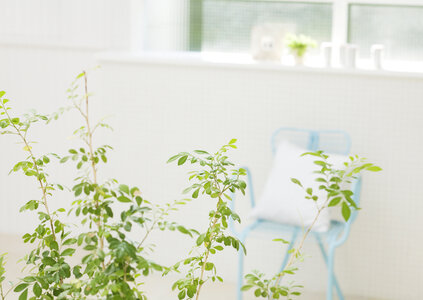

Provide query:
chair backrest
left=271, top=127, right=351, bottom=156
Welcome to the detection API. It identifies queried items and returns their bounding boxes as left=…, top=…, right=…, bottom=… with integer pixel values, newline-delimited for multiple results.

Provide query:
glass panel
left=348, top=4, right=423, bottom=61
left=193, top=0, right=332, bottom=53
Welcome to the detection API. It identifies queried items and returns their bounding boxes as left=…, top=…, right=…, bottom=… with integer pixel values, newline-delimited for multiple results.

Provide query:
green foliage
left=285, top=34, right=317, bottom=58
left=1, top=92, right=75, bottom=300
left=0, top=71, right=197, bottom=299
left=242, top=270, right=302, bottom=300
left=0, top=253, right=8, bottom=300
left=168, top=140, right=247, bottom=299
left=243, top=150, right=382, bottom=299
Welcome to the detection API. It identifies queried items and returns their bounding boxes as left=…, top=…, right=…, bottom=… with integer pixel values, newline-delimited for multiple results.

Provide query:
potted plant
left=285, top=34, right=317, bottom=66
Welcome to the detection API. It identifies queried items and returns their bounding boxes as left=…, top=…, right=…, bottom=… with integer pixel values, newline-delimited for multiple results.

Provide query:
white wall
left=93, top=57, right=422, bottom=300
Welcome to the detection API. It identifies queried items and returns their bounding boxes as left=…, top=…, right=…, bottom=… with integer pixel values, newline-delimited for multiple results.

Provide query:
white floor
left=0, top=233, right=380, bottom=300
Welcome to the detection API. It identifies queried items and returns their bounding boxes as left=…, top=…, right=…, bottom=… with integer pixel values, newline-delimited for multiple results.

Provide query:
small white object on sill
left=371, top=44, right=385, bottom=70
left=340, top=44, right=358, bottom=69
left=346, top=45, right=358, bottom=69
left=321, top=42, right=333, bottom=68
left=251, top=23, right=285, bottom=62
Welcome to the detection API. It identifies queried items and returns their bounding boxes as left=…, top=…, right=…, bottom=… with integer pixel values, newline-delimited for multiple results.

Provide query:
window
left=185, top=0, right=423, bottom=63
left=191, top=1, right=332, bottom=53
left=348, top=4, right=423, bottom=61
left=142, top=0, right=423, bottom=64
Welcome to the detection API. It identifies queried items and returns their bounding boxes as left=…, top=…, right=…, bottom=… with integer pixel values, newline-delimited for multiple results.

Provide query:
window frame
left=189, top=0, right=423, bottom=53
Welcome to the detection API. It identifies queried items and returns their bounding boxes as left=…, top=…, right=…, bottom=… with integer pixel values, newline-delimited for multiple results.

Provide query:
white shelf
left=96, top=51, right=423, bottom=80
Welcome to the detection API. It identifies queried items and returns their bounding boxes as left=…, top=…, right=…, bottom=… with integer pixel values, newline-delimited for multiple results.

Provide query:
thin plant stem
left=77, top=71, right=105, bottom=270
left=1, top=106, right=56, bottom=241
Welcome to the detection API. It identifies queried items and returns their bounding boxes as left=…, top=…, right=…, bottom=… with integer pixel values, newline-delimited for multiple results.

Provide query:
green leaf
left=273, top=238, right=289, bottom=244
left=177, top=226, right=191, bottom=236
left=254, top=288, right=261, bottom=297
left=119, top=184, right=130, bottom=194
left=61, top=248, right=76, bottom=256
left=194, top=150, right=209, bottom=154
left=314, top=160, right=327, bottom=167
left=342, top=202, right=351, bottom=221
left=178, top=289, right=186, bottom=300
left=117, top=196, right=131, bottom=203
left=241, top=285, right=253, bottom=291
left=229, top=138, right=237, bottom=144
left=192, top=188, right=200, bottom=199
left=18, top=289, right=28, bottom=300
left=178, top=155, right=188, bottom=165
left=328, top=197, right=342, bottom=207
left=167, top=154, right=180, bottom=163
left=14, top=283, right=29, bottom=292
left=205, top=262, right=214, bottom=271
left=62, top=238, right=77, bottom=246
left=290, top=178, right=302, bottom=187
left=366, top=165, right=382, bottom=172
left=33, top=283, right=42, bottom=297
left=50, top=241, right=59, bottom=251
left=196, top=234, right=205, bottom=246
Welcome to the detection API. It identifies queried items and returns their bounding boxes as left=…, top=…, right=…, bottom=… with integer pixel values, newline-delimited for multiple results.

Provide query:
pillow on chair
left=250, top=141, right=348, bottom=232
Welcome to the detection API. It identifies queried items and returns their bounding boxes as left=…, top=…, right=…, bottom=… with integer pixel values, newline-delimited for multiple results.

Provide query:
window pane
left=349, top=4, right=423, bottom=61
left=193, top=0, right=332, bottom=53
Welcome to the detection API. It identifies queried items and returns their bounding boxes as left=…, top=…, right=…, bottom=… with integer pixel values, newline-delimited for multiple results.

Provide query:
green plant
left=242, top=151, right=381, bottom=299
left=285, top=34, right=317, bottom=59
left=167, top=141, right=247, bottom=300
left=0, top=253, right=11, bottom=300
left=0, top=91, right=76, bottom=300
left=0, top=71, right=197, bottom=299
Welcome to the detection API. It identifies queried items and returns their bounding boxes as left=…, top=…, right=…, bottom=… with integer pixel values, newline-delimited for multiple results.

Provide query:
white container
left=321, top=42, right=333, bottom=67
left=339, top=44, right=348, bottom=67
left=346, top=45, right=358, bottom=69
left=339, top=44, right=358, bottom=68
left=371, top=44, right=385, bottom=70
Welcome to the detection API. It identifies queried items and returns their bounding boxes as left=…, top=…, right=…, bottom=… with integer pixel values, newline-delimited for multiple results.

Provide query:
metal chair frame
left=230, top=128, right=362, bottom=300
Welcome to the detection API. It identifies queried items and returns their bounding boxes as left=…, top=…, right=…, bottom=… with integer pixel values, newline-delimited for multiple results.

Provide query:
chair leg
left=315, top=235, right=344, bottom=300
left=237, top=239, right=245, bottom=300
left=279, top=228, right=300, bottom=272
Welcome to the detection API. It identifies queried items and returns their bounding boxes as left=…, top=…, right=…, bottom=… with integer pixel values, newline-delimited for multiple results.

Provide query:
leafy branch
left=0, top=92, right=77, bottom=300
left=243, top=151, right=382, bottom=299
left=168, top=140, right=247, bottom=300
left=55, top=71, right=197, bottom=299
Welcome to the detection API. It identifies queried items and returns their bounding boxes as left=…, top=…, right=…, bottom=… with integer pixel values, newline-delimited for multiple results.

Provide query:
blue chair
left=230, top=128, right=362, bottom=300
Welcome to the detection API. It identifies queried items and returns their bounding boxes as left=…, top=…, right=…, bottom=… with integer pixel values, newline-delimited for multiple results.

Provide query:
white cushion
left=250, top=141, right=348, bottom=232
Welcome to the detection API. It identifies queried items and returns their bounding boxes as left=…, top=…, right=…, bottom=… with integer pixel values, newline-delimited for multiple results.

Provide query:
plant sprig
left=168, top=140, right=247, bottom=300
left=243, top=150, right=382, bottom=299
left=56, top=71, right=197, bottom=299
left=0, top=92, right=77, bottom=300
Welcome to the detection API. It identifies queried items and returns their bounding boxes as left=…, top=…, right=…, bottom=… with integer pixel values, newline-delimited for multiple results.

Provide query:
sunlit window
left=348, top=4, right=423, bottom=61
left=192, top=0, right=332, bottom=53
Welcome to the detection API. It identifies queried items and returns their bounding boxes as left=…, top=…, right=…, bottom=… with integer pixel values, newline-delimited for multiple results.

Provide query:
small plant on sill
left=285, top=34, right=317, bottom=66
left=242, top=151, right=381, bottom=299
left=167, top=141, right=247, bottom=300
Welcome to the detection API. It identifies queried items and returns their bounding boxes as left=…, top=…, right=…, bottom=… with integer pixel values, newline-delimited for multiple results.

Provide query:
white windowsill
left=95, top=51, right=423, bottom=80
